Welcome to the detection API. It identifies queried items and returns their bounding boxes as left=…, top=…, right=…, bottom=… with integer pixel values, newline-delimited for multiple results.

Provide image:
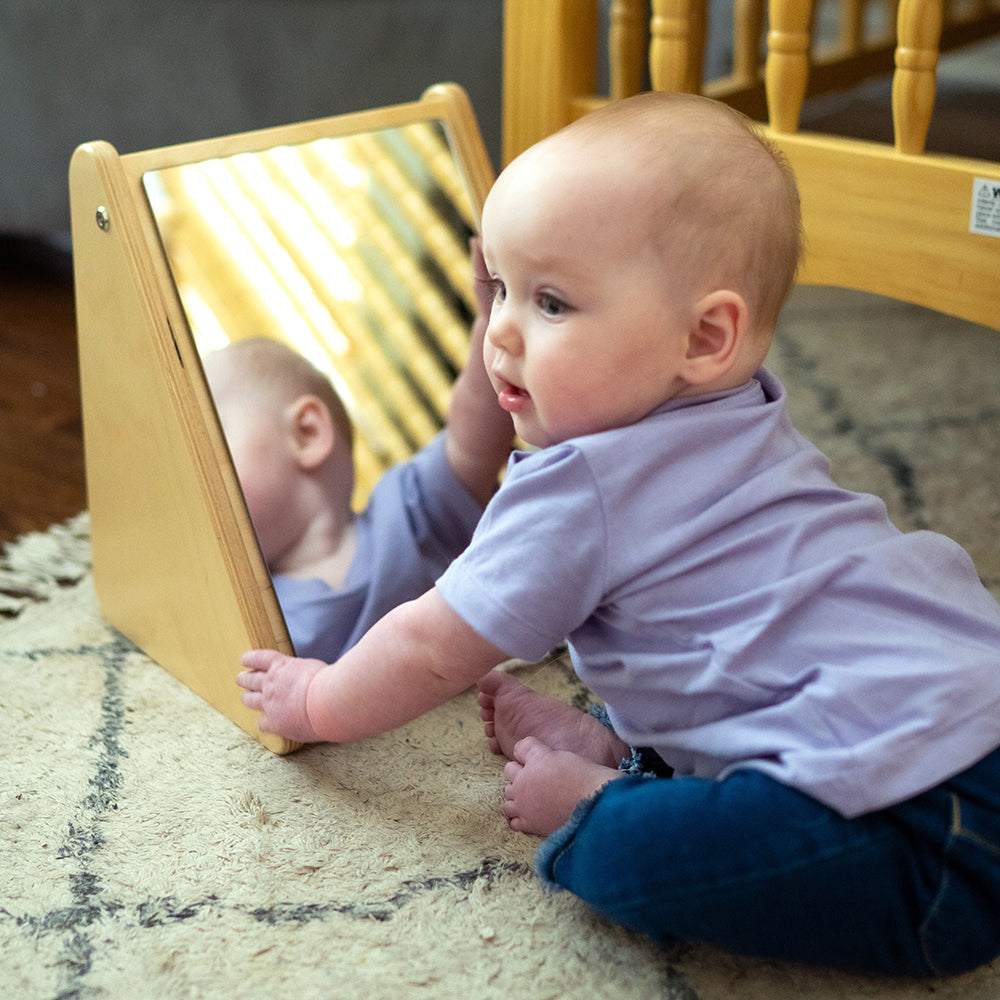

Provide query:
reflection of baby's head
left=205, top=337, right=353, bottom=455
left=203, top=338, right=356, bottom=561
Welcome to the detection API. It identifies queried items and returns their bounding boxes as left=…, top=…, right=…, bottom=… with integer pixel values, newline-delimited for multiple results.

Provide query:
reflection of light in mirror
left=230, top=153, right=361, bottom=309
left=313, top=139, right=364, bottom=187
left=181, top=288, right=230, bottom=353
left=269, top=146, right=357, bottom=247
left=177, top=161, right=362, bottom=429
left=145, top=120, right=478, bottom=504
left=177, top=163, right=348, bottom=364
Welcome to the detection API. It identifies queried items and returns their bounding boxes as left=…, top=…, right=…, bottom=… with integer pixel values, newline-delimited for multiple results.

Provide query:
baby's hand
left=237, top=649, right=328, bottom=743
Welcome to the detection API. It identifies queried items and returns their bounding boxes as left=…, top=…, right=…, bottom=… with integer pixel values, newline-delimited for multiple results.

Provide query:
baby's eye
left=537, top=292, right=569, bottom=318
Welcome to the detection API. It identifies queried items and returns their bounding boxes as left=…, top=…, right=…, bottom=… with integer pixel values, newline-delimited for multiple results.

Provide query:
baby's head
left=480, top=91, right=802, bottom=447
left=203, top=338, right=354, bottom=565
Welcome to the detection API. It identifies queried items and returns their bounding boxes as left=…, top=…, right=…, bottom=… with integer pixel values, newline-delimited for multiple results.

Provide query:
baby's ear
left=286, top=395, right=336, bottom=471
left=682, top=289, right=748, bottom=385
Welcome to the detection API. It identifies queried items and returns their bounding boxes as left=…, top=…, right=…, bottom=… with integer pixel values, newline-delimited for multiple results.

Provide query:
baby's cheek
left=238, top=480, right=264, bottom=523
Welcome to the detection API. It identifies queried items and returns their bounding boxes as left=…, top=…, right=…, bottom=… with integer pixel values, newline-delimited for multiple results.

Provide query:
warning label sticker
left=970, top=177, right=1000, bottom=237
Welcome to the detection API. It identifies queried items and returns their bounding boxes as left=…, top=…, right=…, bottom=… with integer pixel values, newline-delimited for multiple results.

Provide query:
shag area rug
left=3, top=286, right=1000, bottom=999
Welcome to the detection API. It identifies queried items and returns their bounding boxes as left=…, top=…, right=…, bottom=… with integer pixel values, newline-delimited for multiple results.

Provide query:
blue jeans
left=537, top=745, right=1000, bottom=976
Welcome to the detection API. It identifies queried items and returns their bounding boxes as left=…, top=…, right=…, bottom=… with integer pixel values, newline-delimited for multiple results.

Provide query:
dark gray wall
left=0, top=1, right=503, bottom=238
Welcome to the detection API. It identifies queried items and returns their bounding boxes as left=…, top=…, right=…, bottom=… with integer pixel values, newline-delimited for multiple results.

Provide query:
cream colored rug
left=3, top=287, right=1000, bottom=999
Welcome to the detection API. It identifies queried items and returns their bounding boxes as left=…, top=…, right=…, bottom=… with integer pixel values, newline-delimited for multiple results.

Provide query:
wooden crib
left=502, top=0, right=1000, bottom=332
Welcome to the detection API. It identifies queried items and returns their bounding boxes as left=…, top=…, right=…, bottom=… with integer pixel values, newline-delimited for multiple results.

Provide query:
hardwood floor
left=0, top=239, right=85, bottom=545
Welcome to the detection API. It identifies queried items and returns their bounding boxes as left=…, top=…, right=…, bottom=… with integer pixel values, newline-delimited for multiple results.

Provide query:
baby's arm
left=445, top=236, right=514, bottom=507
left=238, top=587, right=507, bottom=744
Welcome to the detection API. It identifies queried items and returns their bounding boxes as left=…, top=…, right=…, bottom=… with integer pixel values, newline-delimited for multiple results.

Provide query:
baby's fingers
left=237, top=650, right=277, bottom=711
left=235, top=667, right=260, bottom=691
left=239, top=688, right=264, bottom=712
left=241, top=648, right=286, bottom=672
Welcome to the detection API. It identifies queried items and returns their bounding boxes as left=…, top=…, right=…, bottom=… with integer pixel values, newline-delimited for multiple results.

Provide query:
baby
left=204, top=239, right=513, bottom=659
left=237, top=92, right=1000, bottom=976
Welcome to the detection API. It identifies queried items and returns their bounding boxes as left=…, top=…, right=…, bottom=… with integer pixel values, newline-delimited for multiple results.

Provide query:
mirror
left=70, top=85, right=495, bottom=753
left=143, top=120, right=479, bottom=505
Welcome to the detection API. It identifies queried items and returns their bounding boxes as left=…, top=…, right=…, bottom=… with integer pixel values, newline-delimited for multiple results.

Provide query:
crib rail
left=504, top=0, right=1000, bottom=161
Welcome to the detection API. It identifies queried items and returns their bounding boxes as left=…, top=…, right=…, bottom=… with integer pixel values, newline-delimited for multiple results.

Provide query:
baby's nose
left=486, top=308, right=520, bottom=354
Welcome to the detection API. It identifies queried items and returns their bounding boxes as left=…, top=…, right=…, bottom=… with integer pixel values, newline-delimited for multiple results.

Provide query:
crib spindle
left=650, top=0, right=708, bottom=94
left=840, top=0, right=866, bottom=53
left=731, top=0, right=767, bottom=86
left=610, top=0, right=648, bottom=98
left=893, top=0, right=943, bottom=154
left=765, top=0, right=815, bottom=133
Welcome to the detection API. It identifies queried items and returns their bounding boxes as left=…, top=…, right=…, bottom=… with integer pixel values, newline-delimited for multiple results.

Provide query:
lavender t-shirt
left=274, top=433, right=482, bottom=661
left=437, top=370, right=1000, bottom=818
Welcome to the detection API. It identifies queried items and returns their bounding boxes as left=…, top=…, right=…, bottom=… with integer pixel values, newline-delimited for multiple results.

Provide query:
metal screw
left=95, top=206, right=111, bottom=231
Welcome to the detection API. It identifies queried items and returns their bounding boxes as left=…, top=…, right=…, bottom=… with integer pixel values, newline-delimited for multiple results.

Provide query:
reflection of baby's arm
left=445, top=237, right=514, bottom=506
left=241, top=588, right=506, bottom=744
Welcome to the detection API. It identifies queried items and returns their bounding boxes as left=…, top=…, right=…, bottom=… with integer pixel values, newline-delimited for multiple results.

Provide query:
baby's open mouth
left=494, top=376, right=529, bottom=414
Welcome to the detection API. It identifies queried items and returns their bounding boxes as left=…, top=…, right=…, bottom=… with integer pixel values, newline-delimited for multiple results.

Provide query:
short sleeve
left=436, top=445, right=609, bottom=661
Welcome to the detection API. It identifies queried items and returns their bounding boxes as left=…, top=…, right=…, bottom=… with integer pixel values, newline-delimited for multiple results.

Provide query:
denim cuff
left=587, top=703, right=673, bottom=778
left=535, top=782, right=605, bottom=889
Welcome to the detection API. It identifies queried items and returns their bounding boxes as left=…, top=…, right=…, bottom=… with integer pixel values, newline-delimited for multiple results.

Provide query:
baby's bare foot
left=477, top=670, right=627, bottom=767
left=503, top=737, right=622, bottom=836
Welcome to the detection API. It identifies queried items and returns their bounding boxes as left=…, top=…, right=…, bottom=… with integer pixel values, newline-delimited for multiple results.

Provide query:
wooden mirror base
left=70, top=85, right=494, bottom=753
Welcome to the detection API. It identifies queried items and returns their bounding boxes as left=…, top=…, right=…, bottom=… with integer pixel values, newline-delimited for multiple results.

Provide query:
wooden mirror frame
left=70, top=84, right=494, bottom=754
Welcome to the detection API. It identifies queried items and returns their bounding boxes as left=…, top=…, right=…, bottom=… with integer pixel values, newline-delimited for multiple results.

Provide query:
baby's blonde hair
left=216, top=337, right=354, bottom=453
left=557, top=92, right=803, bottom=338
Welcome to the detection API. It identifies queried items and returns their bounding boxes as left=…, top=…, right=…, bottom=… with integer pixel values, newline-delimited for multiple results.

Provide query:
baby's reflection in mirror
left=202, top=241, right=513, bottom=659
